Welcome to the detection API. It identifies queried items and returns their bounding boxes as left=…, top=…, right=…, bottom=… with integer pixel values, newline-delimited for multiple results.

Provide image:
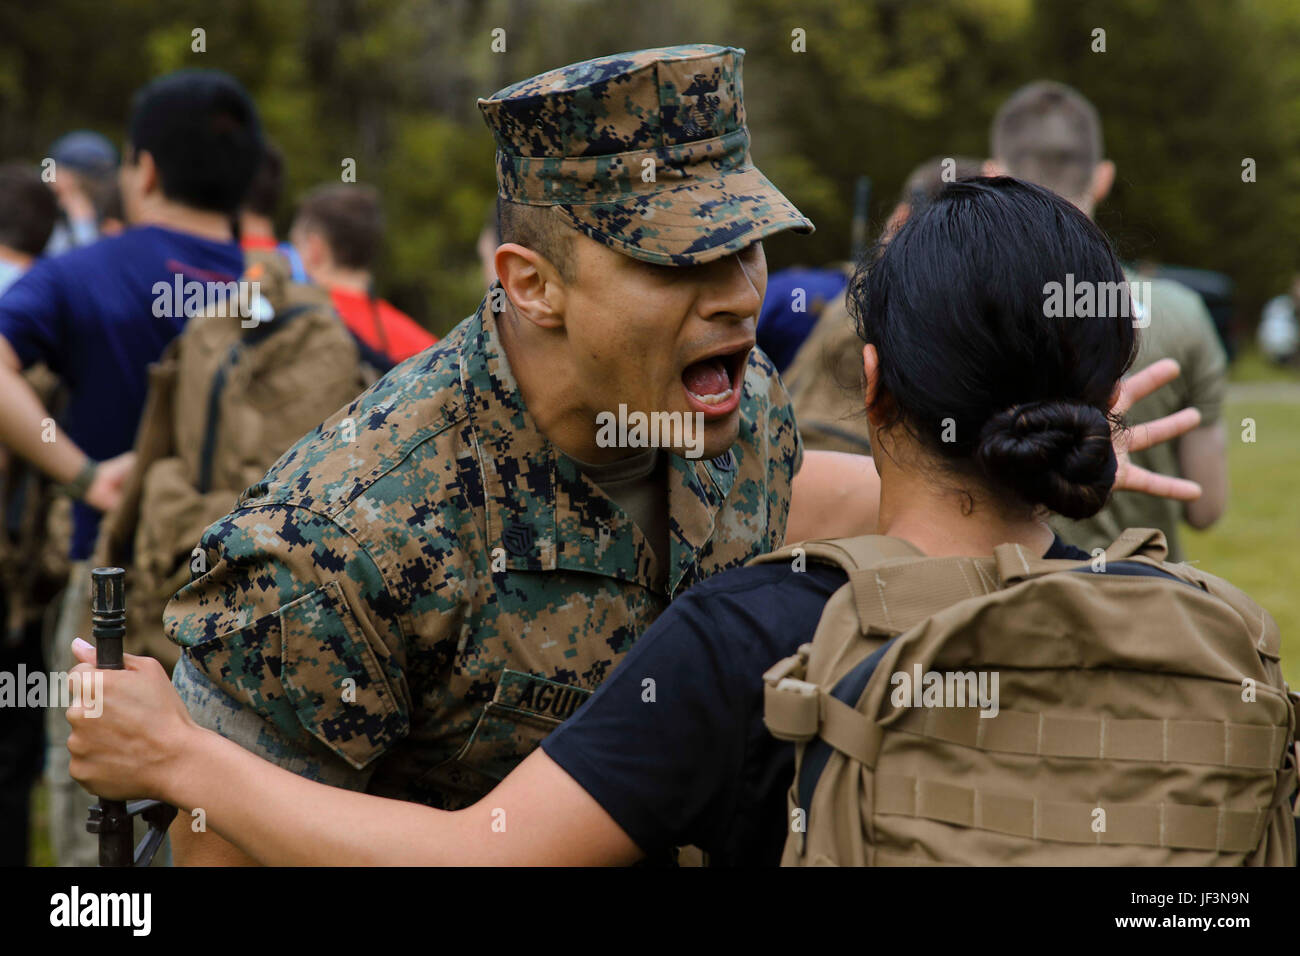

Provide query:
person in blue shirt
left=0, top=69, right=261, bottom=560
left=67, top=177, right=1232, bottom=866
left=0, top=68, right=262, bottom=866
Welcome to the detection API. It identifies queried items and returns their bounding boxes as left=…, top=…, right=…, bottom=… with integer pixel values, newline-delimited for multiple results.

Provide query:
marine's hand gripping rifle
left=84, top=567, right=177, bottom=866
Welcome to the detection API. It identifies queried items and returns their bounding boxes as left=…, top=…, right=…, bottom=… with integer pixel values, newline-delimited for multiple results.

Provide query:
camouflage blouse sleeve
left=164, top=501, right=412, bottom=782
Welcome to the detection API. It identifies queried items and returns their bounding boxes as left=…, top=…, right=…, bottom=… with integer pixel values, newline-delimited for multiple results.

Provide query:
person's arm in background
left=0, top=269, right=132, bottom=511
left=1173, top=298, right=1230, bottom=530
left=0, top=335, right=85, bottom=483
left=1179, top=422, right=1227, bottom=529
left=787, top=450, right=881, bottom=544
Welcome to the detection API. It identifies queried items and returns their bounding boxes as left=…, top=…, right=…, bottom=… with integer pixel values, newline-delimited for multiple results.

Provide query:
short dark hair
left=991, top=81, right=1102, bottom=202
left=242, top=143, right=284, bottom=218
left=849, top=176, right=1136, bottom=519
left=294, top=184, right=384, bottom=270
left=0, top=164, right=59, bottom=255
left=127, top=69, right=263, bottom=214
left=496, top=198, right=576, bottom=282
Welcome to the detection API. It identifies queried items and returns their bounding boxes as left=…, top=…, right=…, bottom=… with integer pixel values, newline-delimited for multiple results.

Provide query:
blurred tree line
left=1, top=0, right=1297, bottom=339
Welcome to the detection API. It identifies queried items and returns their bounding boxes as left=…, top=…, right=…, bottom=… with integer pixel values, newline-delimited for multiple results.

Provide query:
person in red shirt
left=289, top=183, right=436, bottom=368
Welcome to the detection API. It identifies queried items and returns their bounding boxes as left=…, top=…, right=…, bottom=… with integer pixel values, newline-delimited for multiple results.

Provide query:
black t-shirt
left=541, top=536, right=1092, bottom=866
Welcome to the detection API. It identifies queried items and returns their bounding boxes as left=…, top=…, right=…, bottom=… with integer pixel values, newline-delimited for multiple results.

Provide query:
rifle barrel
left=87, top=567, right=133, bottom=867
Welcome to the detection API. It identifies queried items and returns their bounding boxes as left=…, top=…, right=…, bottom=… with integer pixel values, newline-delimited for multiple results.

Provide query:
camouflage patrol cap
left=478, top=44, right=813, bottom=266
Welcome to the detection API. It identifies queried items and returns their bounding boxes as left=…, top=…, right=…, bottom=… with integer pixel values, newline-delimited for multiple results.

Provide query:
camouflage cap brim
left=552, top=164, right=814, bottom=266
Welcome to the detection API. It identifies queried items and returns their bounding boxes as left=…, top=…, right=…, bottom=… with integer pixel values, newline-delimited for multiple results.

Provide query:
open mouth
left=681, top=345, right=751, bottom=417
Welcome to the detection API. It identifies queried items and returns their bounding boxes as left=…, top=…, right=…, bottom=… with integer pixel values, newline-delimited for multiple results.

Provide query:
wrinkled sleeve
left=165, top=502, right=412, bottom=783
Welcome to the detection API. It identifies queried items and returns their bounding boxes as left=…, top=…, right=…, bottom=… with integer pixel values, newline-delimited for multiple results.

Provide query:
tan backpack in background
left=0, top=367, right=70, bottom=643
left=756, top=528, right=1298, bottom=865
left=93, top=249, right=368, bottom=669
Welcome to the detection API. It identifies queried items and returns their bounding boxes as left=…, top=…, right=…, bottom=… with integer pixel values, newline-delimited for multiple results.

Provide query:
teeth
left=687, top=387, right=734, bottom=406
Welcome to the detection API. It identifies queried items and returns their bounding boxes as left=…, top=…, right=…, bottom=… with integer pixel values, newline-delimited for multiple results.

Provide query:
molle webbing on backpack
left=754, top=529, right=1297, bottom=866
left=872, top=774, right=1268, bottom=852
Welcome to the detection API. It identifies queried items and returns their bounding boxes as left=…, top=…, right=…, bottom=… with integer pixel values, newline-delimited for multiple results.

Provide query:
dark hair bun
left=975, top=400, right=1116, bottom=519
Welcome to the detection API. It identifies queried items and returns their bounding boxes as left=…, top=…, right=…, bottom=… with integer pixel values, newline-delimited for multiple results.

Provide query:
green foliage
left=1, top=0, right=1298, bottom=333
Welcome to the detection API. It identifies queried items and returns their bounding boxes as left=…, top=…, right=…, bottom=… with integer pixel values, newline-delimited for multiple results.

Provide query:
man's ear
left=1091, top=159, right=1116, bottom=207
left=135, top=150, right=160, bottom=198
left=495, top=242, right=565, bottom=330
left=289, top=226, right=323, bottom=273
left=303, top=232, right=330, bottom=271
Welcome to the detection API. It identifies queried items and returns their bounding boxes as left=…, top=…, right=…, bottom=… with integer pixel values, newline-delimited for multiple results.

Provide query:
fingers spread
left=1117, top=463, right=1203, bottom=501
left=1125, top=407, right=1203, bottom=453
left=1114, top=358, right=1181, bottom=416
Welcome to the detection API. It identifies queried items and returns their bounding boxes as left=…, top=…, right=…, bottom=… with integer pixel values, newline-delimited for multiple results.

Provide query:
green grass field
left=1185, top=396, right=1299, bottom=686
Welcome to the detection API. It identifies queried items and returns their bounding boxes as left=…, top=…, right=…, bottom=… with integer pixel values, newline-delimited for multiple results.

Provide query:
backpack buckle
left=763, top=655, right=805, bottom=685
left=763, top=676, right=820, bottom=741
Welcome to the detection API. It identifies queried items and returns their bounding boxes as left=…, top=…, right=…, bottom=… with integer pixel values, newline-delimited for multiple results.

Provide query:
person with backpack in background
left=288, top=183, right=435, bottom=370
left=90, top=247, right=369, bottom=678
left=0, top=162, right=61, bottom=865
left=68, top=176, right=1291, bottom=866
left=0, top=68, right=262, bottom=866
left=90, top=142, right=368, bottom=677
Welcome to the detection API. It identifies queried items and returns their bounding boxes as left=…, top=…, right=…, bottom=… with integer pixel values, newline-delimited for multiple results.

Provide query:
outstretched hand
left=1111, top=358, right=1203, bottom=501
left=66, top=638, right=194, bottom=802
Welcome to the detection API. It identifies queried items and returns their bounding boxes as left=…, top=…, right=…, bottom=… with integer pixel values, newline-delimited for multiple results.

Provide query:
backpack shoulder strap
left=748, top=534, right=924, bottom=574
left=994, top=527, right=1169, bottom=584
left=845, top=528, right=1172, bottom=636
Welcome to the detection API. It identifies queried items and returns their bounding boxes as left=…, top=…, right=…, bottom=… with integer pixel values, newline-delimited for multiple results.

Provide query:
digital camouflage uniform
left=166, top=44, right=811, bottom=812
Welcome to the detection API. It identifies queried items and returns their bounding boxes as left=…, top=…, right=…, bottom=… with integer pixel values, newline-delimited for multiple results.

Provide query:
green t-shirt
left=1051, top=272, right=1227, bottom=562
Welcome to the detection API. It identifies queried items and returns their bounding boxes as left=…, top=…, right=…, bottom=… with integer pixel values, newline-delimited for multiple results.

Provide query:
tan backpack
left=0, top=367, right=71, bottom=642
left=755, top=528, right=1298, bottom=865
left=93, top=250, right=368, bottom=669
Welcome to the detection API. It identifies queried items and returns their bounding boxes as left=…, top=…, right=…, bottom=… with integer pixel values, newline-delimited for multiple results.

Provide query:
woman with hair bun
left=68, top=178, right=1260, bottom=866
